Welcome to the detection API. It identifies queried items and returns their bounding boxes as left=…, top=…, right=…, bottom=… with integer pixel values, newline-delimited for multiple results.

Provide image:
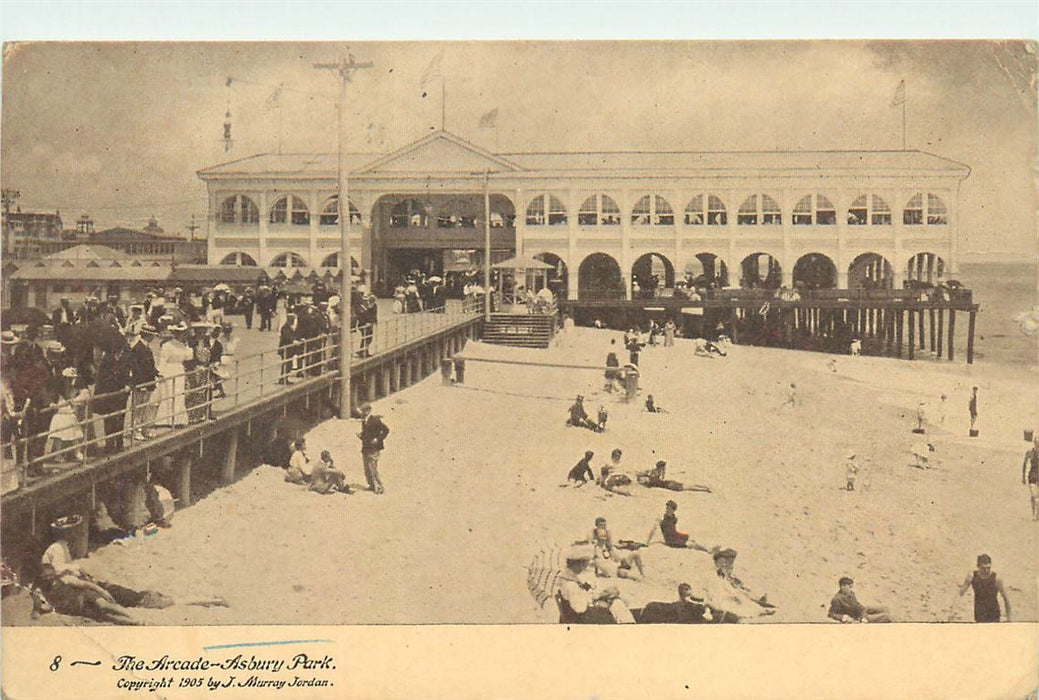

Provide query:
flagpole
left=441, top=75, right=446, bottom=130
left=902, top=99, right=907, bottom=150
left=483, top=169, right=491, bottom=321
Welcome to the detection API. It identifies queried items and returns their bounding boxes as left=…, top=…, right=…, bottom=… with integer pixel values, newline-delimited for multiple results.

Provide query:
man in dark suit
left=357, top=403, right=389, bottom=494
left=208, top=326, right=226, bottom=399
left=95, top=342, right=130, bottom=452
left=126, top=326, right=159, bottom=440
left=241, top=288, right=255, bottom=330
left=278, top=313, right=297, bottom=384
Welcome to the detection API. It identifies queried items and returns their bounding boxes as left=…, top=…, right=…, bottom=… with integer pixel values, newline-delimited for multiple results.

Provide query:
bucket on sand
left=969, top=429, right=979, bottom=438
left=50, top=515, right=88, bottom=560
left=912, top=428, right=926, bottom=435
left=1025, top=430, right=1034, bottom=442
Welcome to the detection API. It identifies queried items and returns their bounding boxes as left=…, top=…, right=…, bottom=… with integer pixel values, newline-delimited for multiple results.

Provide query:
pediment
left=359, top=131, right=521, bottom=174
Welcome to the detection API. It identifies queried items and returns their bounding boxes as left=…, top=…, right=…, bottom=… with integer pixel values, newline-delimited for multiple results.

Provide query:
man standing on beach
left=950, top=554, right=1011, bottom=622
left=968, top=386, right=979, bottom=435
left=1022, top=437, right=1039, bottom=521
left=358, top=403, right=389, bottom=495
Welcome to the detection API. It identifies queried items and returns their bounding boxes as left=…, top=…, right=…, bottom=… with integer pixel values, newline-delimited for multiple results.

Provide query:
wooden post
left=895, top=307, right=903, bottom=357
left=730, top=306, right=739, bottom=343
left=178, top=454, right=193, bottom=507
left=222, top=429, right=238, bottom=485
left=936, top=307, right=944, bottom=358
left=967, top=309, right=976, bottom=364
left=381, top=366, right=391, bottom=397
left=929, top=308, right=936, bottom=352
left=402, top=354, right=412, bottom=387
left=392, top=358, right=402, bottom=391
left=947, top=309, right=956, bottom=362
left=908, top=309, right=915, bottom=360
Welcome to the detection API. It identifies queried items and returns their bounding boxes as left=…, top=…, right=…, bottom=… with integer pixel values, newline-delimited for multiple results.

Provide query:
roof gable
left=359, top=130, right=521, bottom=174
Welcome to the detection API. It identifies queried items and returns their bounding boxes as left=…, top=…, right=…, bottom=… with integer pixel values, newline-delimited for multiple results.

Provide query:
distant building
left=197, top=129, right=970, bottom=299
left=89, top=223, right=206, bottom=263
left=2, top=209, right=64, bottom=260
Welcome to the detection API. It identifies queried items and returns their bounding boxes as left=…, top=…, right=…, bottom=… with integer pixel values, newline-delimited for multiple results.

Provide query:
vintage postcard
left=1, top=37, right=1037, bottom=698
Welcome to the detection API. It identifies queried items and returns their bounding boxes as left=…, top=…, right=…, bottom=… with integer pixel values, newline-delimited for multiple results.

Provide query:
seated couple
left=284, top=441, right=351, bottom=494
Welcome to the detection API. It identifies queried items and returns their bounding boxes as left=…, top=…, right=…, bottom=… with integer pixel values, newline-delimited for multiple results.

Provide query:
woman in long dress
left=154, top=325, right=192, bottom=428
left=45, top=368, right=88, bottom=462
left=185, top=328, right=211, bottom=424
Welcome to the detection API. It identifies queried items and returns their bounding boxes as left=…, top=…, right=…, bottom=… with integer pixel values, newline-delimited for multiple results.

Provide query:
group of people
left=392, top=273, right=447, bottom=315
left=2, top=296, right=243, bottom=475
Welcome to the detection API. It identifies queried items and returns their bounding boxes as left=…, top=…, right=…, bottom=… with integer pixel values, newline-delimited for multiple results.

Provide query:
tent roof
left=491, top=254, right=554, bottom=270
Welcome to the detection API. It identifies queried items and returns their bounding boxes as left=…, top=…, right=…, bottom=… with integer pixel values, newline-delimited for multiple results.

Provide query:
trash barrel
left=440, top=358, right=454, bottom=386
left=51, top=515, right=88, bottom=560
left=1025, top=429, right=1034, bottom=442
left=453, top=358, right=466, bottom=385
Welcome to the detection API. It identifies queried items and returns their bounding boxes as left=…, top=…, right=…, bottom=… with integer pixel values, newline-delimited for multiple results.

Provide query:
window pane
left=219, top=197, right=237, bottom=224
left=526, top=195, right=545, bottom=225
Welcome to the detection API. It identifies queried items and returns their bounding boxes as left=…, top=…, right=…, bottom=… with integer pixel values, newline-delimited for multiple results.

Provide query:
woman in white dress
left=45, top=367, right=89, bottom=462
left=154, top=324, right=192, bottom=428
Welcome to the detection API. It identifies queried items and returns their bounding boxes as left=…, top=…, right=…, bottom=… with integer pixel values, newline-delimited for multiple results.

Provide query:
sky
left=1, top=40, right=1036, bottom=260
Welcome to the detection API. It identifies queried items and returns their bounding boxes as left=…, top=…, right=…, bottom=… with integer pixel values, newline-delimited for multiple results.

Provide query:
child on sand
left=845, top=452, right=859, bottom=491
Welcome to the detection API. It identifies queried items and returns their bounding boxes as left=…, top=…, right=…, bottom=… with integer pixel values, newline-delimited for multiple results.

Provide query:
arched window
left=319, top=197, right=361, bottom=226
left=684, top=194, right=727, bottom=225
left=270, top=195, right=310, bottom=226
left=904, top=193, right=948, bottom=226
left=578, top=194, right=621, bottom=226
left=847, top=195, right=891, bottom=226
left=218, top=195, right=259, bottom=224
left=792, top=194, right=836, bottom=226
left=219, top=252, right=257, bottom=266
left=270, top=252, right=307, bottom=267
left=737, top=194, right=782, bottom=225
left=319, top=253, right=359, bottom=269
left=631, top=195, right=674, bottom=226
left=525, top=194, right=567, bottom=226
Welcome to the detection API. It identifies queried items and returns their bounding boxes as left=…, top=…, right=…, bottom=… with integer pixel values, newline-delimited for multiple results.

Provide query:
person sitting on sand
left=567, top=451, right=595, bottom=485
left=646, top=500, right=709, bottom=550
left=566, top=395, right=601, bottom=432
left=598, top=449, right=633, bottom=496
left=828, top=576, right=892, bottom=623
left=596, top=405, right=608, bottom=432
left=645, top=394, right=668, bottom=413
left=603, top=340, right=621, bottom=392
left=556, top=545, right=635, bottom=624
left=781, top=383, right=798, bottom=409
left=845, top=452, right=859, bottom=491
left=636, top=583, right=740, bottom=624
left=910, top=440, right=936, bottom=469
left=35, top=523, right=227, bottom=625
left=309, top=449, right=350, bottom=494
left=285, top=439, right=311, bottom=484
left=713, top=548, right=775, bottom=611
left=637, top=460, right=711, bottom=493
left=588, top=516, right=644, bottom=580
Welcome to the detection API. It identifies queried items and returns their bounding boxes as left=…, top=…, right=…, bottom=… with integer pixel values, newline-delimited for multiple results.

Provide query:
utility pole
left=314, top=53, right=372, bottom=420
left=185, top=214, right=201, bottom=242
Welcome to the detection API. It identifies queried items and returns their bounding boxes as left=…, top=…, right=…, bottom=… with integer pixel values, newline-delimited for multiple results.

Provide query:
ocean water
left=956, top=262, right=1038, bottom=370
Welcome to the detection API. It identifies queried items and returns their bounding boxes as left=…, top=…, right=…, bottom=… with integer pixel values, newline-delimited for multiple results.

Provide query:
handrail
left=1, top=297, right=482, bottom=492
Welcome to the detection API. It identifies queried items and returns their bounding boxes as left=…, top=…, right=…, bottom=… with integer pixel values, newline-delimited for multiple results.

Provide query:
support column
left=381, top=366, right=391, bottom=397
left=966, top=309, right=976, bottom=364
left=918, top=308, right=925, bottom=349
left=515, top=188, right=526, bottom=258
left=178, top=454, right=193, bottom=507
left=566, top=189, right=578, bottom=300
left=367, top=372, right=377, bottom=402
left=929, top=308, right=936, bottom=352
left=895, top=307, right=903, bottom=357
left=222, top=429, right=239, bottom=485
left=620, top=190, right=632, bottom=300
left=309, top=190, right=320, bottom=267
left=907, top=309, right=915, bottom=359
left=947, top=309, right=956, bottom=361
left=258, top=190, right=269, bottom=267
left=936, top=307, right=944, bottom=358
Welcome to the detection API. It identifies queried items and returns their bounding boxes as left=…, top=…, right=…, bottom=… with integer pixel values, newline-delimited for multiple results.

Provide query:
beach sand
left=35, top=326, right=1039, bottom=626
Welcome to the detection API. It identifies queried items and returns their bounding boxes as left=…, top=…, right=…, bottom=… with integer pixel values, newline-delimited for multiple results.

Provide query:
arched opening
left=319, top=253, right=360, bottom=270
left=533, top=252, right=569, bottom=300
left=578, top=253, right=624, bottom=300
left=219, top=195, right=259, bottom=224
left=740, top=252, right=782, bottom=289
left=319, top=196, right=362, bottom=226
left=792, top=253, right=837, bottom=290
left=684, top=194, right=727, bottom=226
left=631, top=252, right=674, bottom=299
left=682, top=253, right=729, bottom=288
left=269, top=252, right=307, bottom=268
left=631, top=195, right=674, bottom=226
left=848, top=253, right=894, bottom=290
left=903, top=193, right=948, bottom=226
left=847, top=194, right=892, bottom=226
left=525, top=194, right=567, bottom=226
left=578, top=194, right=621, bottom=226
left=905, top=252, right=946, bottom=287
left=269, top=195, right=309, bottom=226
left=219, top=252, right=258, bottom=266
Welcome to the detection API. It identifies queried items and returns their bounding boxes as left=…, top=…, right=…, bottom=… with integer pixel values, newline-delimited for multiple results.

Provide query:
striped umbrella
left=526, top=544, right=570, bottom=609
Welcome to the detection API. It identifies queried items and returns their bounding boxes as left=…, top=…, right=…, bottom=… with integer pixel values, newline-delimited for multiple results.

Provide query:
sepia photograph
left=0, top=15, right=1037, bottom=698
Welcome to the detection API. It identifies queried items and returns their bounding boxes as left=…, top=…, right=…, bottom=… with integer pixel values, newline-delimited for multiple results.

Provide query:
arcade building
left=197, top=130, right=969, bottom=299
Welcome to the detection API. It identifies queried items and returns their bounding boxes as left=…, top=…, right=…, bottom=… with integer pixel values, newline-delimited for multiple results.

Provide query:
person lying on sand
left=827, top=576, right=891, bottom=623
left=645, top=395, right=668, bottom=413
left=713, top=548, right=775, bottom=612
left=566, top=451, right=596, bottom=486
left=309, top=450, right=351, bottom=494
left=556, top=545, right=635, bottom=624
left=598, top=449, right=634, bottom=496
left=635, top=583, right=738, bottom=624
left=910, top=440, right=936, bottom=469
left=637, top=460, right=711, bottom=493
left=646, top=500, right=709, bottom=550
left=36, top=526, right=227, bottom=625
left=587, top=517, right=644, bottom=580
left=566, top=395, right=602, bottom=432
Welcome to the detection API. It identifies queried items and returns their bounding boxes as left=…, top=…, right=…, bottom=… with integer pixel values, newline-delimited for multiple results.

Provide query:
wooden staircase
left=481, top=312, right=557, bottom=348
